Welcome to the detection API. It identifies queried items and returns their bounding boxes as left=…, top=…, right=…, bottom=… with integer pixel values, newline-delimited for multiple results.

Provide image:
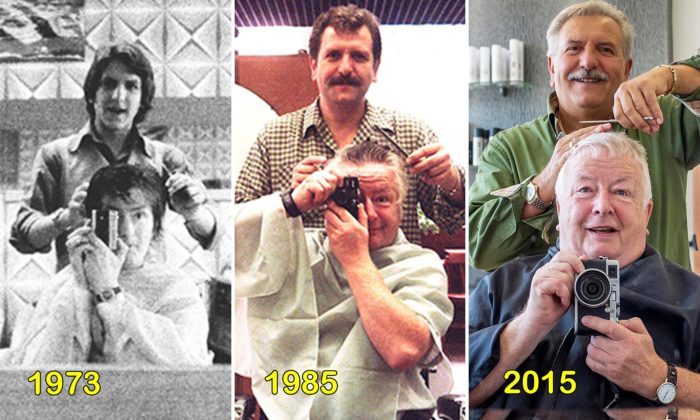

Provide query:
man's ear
left=548, top=56, right=556, bottom=88
left=644, top=199, right=653, bottom=228
left=623, top=57, right=633, bottom=80
left=309, top=55, right=318, bottom=83
left=372, top=57, right=381, bottom=83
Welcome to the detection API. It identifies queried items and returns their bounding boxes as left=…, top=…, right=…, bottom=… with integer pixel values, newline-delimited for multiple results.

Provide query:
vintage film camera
left=330, top=176, right=359, bottom=219
left=574, top=256, right=620, bottom=335
left=91, top=209, right=119, bottom=250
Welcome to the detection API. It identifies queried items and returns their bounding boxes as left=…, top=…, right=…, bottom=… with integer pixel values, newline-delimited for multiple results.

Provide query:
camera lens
left=333, top=191, right=349, bottom=205
left=575, top=269, right=611, bottom=308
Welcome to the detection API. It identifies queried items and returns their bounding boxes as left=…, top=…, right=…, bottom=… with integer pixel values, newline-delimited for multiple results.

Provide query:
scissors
left=579, top=116, right=655, bottom=124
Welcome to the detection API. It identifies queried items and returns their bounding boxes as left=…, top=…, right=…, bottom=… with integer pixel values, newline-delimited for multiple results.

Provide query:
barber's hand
left=584, top=316, right=667, bottom=400
left=66, top=226, right=128, bottom=293
left=532, top=124, right=612, bottom=204
left=522, top=251, right=587, bottom=330
left=613, top=67, right=670, bottom=134
left=57, top=182, right=89, bottom=231
left=406, top=144, right=461, bottom=192
left=290, top=156, right=327, bottom=189
left=291, top=170, right=340, bottom=212
left=324, top=200, right=369, bottom=266
left=166, top=172, right=207, bottom=220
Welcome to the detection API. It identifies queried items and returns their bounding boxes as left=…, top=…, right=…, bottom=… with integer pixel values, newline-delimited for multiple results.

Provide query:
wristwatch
left=94, top=286, right=122, bottom=304
left=525, top=180, right=552, bottom=211
left=281, top=189, right=302, bottom=218
left=655, top=362, right=678, bottom=405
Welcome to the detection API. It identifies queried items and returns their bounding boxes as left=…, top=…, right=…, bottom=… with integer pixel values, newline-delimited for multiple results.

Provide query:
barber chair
left=436, top=394, right=465, bottom=420
left=208, top=280, right=231, bottom=363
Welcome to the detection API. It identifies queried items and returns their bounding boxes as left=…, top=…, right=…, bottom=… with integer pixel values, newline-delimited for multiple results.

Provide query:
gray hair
left=555, top=132, right=652, bottom=202
left=546, top=0, right=635, bottom=60
left=326, top=142, right=408, bottom=202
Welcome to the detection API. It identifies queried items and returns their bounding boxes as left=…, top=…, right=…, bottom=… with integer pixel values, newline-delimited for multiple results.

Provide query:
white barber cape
left=234, top=195, right=453, bottom=420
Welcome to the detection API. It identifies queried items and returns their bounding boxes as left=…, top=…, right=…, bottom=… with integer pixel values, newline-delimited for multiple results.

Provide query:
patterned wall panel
left=0, top=0, right=231, bottom=100
left=469, top=0, right=670, bottom=131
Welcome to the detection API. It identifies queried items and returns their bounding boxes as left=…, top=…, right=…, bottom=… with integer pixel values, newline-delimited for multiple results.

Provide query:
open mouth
left=572, top=78, right=604, bottom=83
left=588, top=227, right=617, bottom=233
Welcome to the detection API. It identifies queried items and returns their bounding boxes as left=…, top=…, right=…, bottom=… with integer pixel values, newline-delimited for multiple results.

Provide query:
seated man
left=6, top=164, right=210, bottom=365
left=470, top=133, right=700, bottom=411
left=235, top=142, right=453, bottom=420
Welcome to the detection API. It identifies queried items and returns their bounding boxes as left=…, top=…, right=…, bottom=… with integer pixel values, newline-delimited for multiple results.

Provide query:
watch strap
left=281, top=189, right=302, bottom=218
left=666, top=406, right=678, bottom=420
left=669, top=363, right=678, bottom=386
left=94, top=286, right=122, bottom=303
left=655, top=362, right=678, bottom=404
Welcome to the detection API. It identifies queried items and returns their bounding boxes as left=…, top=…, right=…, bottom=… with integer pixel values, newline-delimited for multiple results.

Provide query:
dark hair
left=309, top=4, right=381, bottom=67
left=328, top=142, right=408, bottom=201
left=84, top=164, right=167, bottom=237
left=83, top=42, right=156, bottom=125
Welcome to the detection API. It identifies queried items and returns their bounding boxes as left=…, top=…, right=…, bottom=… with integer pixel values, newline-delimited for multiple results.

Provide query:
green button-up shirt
left=469, top=55, right=700, bottom=271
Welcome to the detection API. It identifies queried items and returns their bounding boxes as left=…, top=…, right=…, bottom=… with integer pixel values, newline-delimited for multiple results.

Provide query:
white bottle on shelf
left=509, top=38, right=521, bottom=82
left=469, top=46, right=480, bottom=83
left=480, top=46, right=491, bottom=83
left=491, top=45, right=504, bottom=83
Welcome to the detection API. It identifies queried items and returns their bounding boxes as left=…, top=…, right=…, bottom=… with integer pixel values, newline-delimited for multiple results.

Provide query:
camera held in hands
left=330, top=176, right=359, bottom=219
left=574, top=256, right=620, bottom=335
left=91, top=209, right=119, bottom=250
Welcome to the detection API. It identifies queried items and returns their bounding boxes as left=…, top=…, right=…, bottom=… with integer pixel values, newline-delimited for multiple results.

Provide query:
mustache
left=567, top=69, right=610, bottom=81
left=329, top=75, right=362, bottom=87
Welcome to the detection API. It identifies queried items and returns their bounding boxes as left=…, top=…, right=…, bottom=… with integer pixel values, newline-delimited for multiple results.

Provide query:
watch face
left=526, top=184, right=535, bottom=201
left=658, top=383, right=677, bottom=404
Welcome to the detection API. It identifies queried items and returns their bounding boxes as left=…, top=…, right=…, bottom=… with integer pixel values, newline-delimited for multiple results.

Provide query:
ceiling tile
left=219, top=11, right=231, bottom=60
left=164, top=68, right=192, bottom=97
left=191, top=15, right=219, bottom=60
left=168, top=7, right=216, bottom=33
left=164, top=14, right=192, bottom=60
left=85, top=14, right=113, bottom=50
left=33, top=72, right=60, bottom=100
left=218, top=65, right=231, bottom=97
left=114, top=9, right=162, bottom=33
left=171, top=42, right=216, bottom=65
left=59, top=63, right=89, bottom=99
left=118, top=0, right=161, bottom=9
left=137, top=13, right=166, bottom=61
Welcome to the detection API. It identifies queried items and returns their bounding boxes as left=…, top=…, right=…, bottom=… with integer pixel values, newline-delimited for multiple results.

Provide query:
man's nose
left=119, top=214, right=135, bottom=240
left=592, top=192, right=613, bottom=214
left=111, top=84, right=127, bottom=102
left=364, top=198, right=378, bottom=221
left=579, top=45, right=600, bottom=70
left=338, top=53, right=353, bottom=75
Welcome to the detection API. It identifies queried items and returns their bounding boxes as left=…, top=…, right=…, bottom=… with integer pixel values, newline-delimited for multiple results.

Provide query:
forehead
left=100, top=188, right=151, bottom=210
left=320, top=25, right=373, bottom=51
left=338, top=163, right=397, bottom=190
left=568, top=151, right=641, bottom=184
left=558, top=15, right=624, bottom=47
left=101, top=61, right=140, bottom=81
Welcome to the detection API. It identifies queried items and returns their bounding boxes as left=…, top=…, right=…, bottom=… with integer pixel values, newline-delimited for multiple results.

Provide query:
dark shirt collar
left=547, top=236, right=656, bottom=268
left=69, top=122, right=153, bottom=157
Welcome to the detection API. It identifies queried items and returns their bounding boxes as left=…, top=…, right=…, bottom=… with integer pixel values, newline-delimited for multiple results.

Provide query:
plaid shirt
left=235, top=98, right=465, bottom=243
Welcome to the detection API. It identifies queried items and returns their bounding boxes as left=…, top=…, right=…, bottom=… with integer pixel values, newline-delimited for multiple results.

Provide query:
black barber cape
left=469, top=242, right=700, bottom=409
